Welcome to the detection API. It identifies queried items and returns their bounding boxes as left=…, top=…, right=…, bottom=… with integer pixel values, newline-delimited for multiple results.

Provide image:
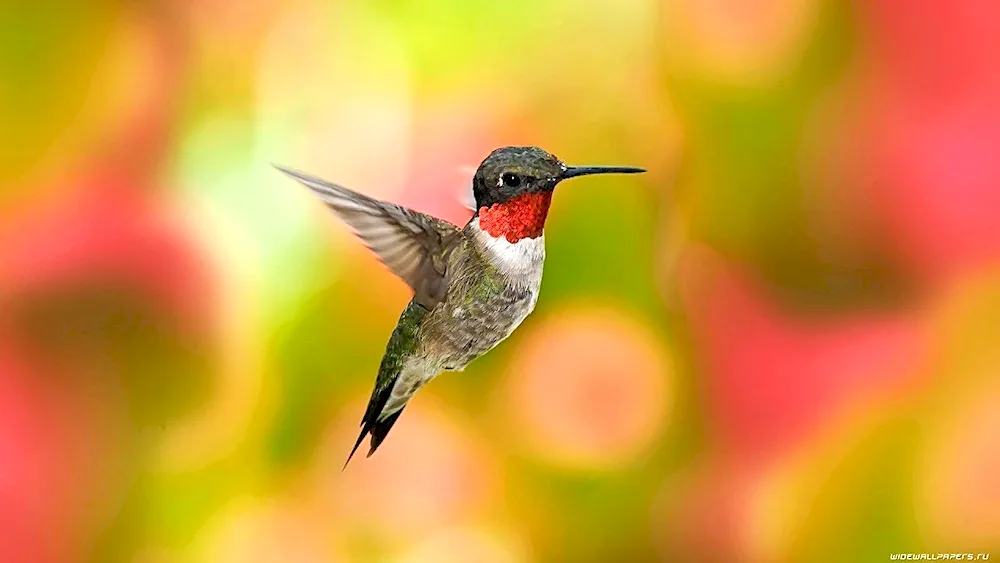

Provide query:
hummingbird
left=277, top=146, right=644, bottom=467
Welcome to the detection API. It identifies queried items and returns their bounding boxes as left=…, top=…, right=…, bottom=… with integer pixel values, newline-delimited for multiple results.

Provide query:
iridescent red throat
left=478, top=191, right=553, bottom=243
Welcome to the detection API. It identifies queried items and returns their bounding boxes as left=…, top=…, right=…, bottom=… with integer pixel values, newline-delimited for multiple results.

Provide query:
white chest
left=469, top=217, right=546, bottom=285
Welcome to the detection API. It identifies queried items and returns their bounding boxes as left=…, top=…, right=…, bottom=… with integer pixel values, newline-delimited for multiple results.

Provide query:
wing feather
left=276, top=166, right=460, bottom=308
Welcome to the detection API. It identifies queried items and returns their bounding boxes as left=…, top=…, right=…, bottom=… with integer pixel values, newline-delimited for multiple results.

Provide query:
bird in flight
left=277, top=146, right=644, bottom=467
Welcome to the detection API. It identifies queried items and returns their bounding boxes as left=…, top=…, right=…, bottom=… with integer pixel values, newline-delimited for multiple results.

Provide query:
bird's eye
left=501, top=172, right=521, bottom=188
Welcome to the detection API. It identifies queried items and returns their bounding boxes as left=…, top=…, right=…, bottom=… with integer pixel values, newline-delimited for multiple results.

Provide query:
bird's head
left=471, top=146, right=644, bottom=242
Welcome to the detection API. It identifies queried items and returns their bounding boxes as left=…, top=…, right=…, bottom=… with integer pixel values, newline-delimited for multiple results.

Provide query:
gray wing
left=277, top=166, right=460, bottom=308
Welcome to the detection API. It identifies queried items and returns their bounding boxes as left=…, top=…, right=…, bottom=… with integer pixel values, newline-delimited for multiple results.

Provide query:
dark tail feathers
left=343, top=300, right=427, bottom=470
left=343, top=408, right=405, bottom=469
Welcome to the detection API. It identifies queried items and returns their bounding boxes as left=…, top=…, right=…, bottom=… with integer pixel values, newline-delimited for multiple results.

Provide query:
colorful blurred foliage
left=1, top=0, right=999, bottom=562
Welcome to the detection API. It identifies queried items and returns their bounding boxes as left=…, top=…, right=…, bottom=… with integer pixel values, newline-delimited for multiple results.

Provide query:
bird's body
left=368, top=218, right=545, bottom=452
left=403, top=217, right=545, bottom=377
left=278, top=146, right=643, bottom=466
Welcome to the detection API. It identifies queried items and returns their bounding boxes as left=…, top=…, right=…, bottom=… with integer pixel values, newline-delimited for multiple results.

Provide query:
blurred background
left=2, top=0, right=999, bottom=561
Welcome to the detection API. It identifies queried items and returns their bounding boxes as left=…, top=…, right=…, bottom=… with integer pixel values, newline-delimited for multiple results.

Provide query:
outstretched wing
left=277, top=166, right=460, bottom=308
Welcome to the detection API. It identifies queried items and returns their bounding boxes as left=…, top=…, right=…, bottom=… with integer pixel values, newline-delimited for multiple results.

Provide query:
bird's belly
left=425, top=281, right=540, bottom=370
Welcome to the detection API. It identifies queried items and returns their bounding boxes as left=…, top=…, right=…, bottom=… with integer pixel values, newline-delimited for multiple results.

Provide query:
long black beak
left=561, top=165, right=646, bottom=179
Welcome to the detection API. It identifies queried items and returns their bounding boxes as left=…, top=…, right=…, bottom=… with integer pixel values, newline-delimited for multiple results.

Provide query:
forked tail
left=343, top=300, right=428, bottom=469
